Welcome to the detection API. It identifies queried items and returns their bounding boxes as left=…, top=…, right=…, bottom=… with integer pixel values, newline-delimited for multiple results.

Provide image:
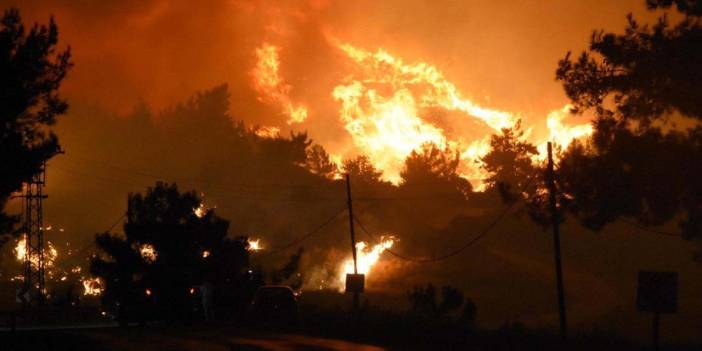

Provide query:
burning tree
left=90, top=182, right=249, bottom=323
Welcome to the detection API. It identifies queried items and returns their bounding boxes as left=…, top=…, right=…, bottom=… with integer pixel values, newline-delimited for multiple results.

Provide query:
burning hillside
left=251, top=40, right=592, bottom=188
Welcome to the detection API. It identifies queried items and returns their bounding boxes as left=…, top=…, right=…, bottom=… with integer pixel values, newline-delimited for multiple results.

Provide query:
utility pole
left=546, top=142, right=567, bottom=340
left=345, top=173, right=360, bottom=313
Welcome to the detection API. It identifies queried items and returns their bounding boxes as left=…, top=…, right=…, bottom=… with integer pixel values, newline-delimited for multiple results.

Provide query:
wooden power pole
left=345, top=174, right=360, bottom=313
left=547, top=142, right=568, bottom=340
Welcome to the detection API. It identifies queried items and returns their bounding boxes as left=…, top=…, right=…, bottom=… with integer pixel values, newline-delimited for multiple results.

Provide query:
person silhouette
left=200, top=281, right=214, bottom=321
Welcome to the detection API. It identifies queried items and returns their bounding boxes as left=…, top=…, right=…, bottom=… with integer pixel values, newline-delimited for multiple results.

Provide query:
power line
left=53, top=212, right=126, bottom=269
left=351, top=176, right=538, bottom=263
left=258, top=206, right=347, bottom=257
left=353, top=201, right=521, bottom=263
left=617, top=218, right=682, bottom=237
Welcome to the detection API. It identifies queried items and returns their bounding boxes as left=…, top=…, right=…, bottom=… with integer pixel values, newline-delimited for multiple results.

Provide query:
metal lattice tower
left=20, top=161, right=48, bottom=302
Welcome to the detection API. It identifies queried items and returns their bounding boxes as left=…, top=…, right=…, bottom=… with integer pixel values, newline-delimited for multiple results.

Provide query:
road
left=2, top=326, right=388, bottom=351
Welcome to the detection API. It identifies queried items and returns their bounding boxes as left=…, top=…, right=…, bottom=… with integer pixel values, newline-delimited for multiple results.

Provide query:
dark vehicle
left=250, top=285, right=298, bottom=324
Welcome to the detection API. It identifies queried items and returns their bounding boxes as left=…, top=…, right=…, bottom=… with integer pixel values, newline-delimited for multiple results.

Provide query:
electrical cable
left=257, top=206, right=347, bottom=257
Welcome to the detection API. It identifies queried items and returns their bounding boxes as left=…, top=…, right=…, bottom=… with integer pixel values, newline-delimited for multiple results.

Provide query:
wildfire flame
left=14, top=235, right=58, bottom=269
left=541, top=104, right=594, bottom=153
left=254, top=126, right=281, bottom=138
left=332, top=43, right=519, bottom=184
left=140, top=244, right=158, bottom=263
left=460, top=136, right=493, bottom=191
left=250, top=41, right=594, bottom=188
left=339, top=237, right=395, bottom=290
left=82, top=277, right=104, bottom=296
left=252, top=42, right=308, bottom=124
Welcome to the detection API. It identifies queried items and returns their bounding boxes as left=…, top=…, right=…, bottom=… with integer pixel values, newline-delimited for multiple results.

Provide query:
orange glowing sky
left=0, top=0, right=668, bottom=182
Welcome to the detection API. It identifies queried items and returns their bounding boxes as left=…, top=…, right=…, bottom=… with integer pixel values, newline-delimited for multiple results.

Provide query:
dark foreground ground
left=1, top=325, right=386, bottom=351
left=1, top=321, right=701, bottom=351
left=1, top=292, right=700, bottom=351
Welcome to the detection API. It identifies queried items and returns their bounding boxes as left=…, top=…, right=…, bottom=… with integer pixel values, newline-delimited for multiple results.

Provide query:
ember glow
left=254, top=126, right=281, bottom=138
left=82, top=277, right=104, bottom=296
left=247, top=238, right=263, bottom=251
left=339, top=237, right=395, bottom=290
left=193, top=203, right=207, bottom=218
left=140, top=244, right=158, bottom=263
left=252, top=42, right=308, bottom=125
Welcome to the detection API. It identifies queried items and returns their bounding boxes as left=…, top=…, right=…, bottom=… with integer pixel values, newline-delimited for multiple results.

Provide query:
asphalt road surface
left=3, top=326, right=388, bottom=351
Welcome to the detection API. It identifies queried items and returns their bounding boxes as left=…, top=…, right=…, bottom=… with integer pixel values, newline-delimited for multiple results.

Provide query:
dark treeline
left=53, top=83, right=507, bottom=270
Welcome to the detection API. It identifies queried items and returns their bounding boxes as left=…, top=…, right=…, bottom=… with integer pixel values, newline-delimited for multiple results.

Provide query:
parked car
left=250, top=285, right=298, bottom=324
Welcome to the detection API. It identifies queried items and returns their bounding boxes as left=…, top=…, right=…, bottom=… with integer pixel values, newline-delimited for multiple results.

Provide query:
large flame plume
left=332, top=43, right=521, bottom=184
left=252, top=40, right=592, bottom=187
left=338, top=237, right=395, bottom=291
left=252, top=42, right=308, bottom=125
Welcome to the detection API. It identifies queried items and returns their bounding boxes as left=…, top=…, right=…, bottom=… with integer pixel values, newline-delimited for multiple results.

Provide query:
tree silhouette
left=408, top=284, right=468, bottom=318
left=647, top=0, right=702, bottom=15
left=305, top=144, right=337, bottom=179
left=271, top=247, right=304, bottom=289
left=437, top=285, right=464, bottom=317
left=481, top=121, right=539, bottom=203
left=401, top=143, right=472, bottom=198
left=342, top=156, right=384, bottom=185
left=557, top=2, right=702, bottom=124
left=0, top=7, right=71, bottom=245
left=558, top=123, right=695, bottom=231
left=91, top=182, right=249, bottom=323
left=555, top=1, right=702, bottom=245
left=407, top=283, right=437, bottom=315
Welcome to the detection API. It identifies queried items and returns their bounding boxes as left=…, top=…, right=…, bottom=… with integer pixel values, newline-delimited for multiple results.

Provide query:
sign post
left=346, top=273, right=365, bottom=294
left=637, top=271, right=678, bottom=351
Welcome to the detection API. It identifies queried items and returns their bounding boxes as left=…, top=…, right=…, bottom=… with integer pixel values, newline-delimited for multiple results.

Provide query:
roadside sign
left=637, top=271, right=678, bottom=351
left=345, top=273, right=365, bottom=294
left=637, top=271, right=678, bottom=313
left=16, top=287, right=30, bottom=305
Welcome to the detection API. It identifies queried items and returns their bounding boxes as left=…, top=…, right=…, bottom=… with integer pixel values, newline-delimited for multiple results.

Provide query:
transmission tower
left=19, top=161, right=49, bottom=302
left=17, top=150, right=62, bottom=304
